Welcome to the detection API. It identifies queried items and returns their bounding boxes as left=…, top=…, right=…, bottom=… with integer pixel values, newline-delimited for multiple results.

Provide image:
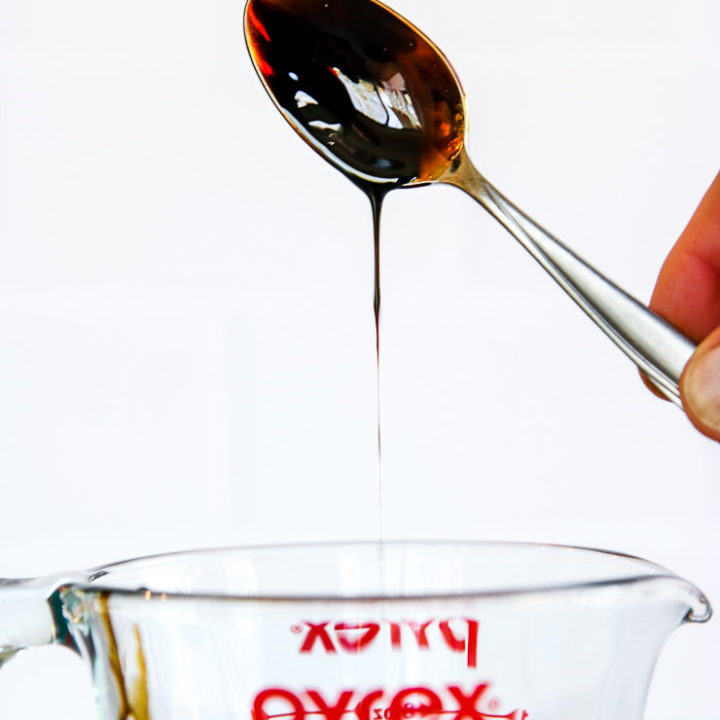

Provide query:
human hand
left=649, top=171, right=720, bottom=439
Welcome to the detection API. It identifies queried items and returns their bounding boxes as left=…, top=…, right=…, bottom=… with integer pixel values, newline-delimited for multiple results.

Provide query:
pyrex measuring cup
left=0, top=541, right=711, bottom=720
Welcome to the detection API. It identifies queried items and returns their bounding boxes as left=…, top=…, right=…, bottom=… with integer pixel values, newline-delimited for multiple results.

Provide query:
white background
left=1, top=0, right=719, bottom=717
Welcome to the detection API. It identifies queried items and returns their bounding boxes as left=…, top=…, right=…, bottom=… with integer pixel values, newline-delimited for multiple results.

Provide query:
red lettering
left=334, top=623, right=381, bottom=652
left=254, top=689, right=305, bottom=720
left=253, top=684, right=526, bottom=720
left=439, top=619, right=478, bottom=668
left=447, top=684, right=489, bottom=720
left=390, top=622, right=401, bottom=648
left=406, top=621, right=433, bottom=648
left=388, top=687, right=442, bottom=720
left=295, top=617, right=479, bottom=667
left=307, top=690, right=354, bottom=720
left=300, top=622, right=337, bottom=653
left=354, top=690, right=384, bottom=720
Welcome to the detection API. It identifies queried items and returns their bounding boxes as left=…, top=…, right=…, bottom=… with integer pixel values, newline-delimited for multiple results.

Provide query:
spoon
left=244, top=0, right=695, bottom=405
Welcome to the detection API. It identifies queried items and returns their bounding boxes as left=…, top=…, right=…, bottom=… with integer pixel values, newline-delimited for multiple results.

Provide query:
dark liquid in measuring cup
left=246, top=0, right=465, bottom=523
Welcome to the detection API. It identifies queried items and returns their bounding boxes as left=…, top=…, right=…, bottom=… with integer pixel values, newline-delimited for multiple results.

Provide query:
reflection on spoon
left=244, top=0, right=695, bottom=404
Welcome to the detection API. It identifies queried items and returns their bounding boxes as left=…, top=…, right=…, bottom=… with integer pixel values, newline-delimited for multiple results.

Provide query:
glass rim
left=61, top=540, right=709, bottom=618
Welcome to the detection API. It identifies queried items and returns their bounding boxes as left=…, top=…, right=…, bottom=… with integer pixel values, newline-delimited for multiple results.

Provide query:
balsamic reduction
left=244, top=0, right=465, bottom=188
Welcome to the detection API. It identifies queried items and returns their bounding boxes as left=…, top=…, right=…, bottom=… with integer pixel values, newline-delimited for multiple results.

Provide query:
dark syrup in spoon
left=245, top=0, right=464, bottom=185
left=245, top=0, right=465, bottom=528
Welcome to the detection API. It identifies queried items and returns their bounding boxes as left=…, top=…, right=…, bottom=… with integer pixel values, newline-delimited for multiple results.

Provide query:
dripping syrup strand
left=368, top=186, right=388, bottom=545
left=371, top=190, right=383, bottom=458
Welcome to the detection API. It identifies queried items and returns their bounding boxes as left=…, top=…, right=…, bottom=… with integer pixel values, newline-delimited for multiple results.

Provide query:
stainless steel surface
left=441, top=150, right=696, bottom=405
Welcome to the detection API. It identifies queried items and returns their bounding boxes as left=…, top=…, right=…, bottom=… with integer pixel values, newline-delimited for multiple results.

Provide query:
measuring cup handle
left=0, top=575, right=77, bottom=667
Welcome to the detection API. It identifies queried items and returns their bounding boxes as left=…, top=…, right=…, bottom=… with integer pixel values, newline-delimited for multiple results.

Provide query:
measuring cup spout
left=669, top=576, right=713, bottom=625
left=0, top=574, right=79, bottom=668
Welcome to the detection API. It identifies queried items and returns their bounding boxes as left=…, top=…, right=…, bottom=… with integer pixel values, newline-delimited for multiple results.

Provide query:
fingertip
left=680, top=328, right=720, bottom=443
left=639, top=369, right=670, bottom=401
left=649, top=171, right=720, bottom=341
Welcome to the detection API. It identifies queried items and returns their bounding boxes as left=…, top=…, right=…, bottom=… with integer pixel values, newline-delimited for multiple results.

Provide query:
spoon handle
left=441, top=151, right=695, bottom=405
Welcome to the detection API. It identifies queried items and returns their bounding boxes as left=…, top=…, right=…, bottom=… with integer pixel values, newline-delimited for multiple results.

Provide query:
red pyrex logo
left=252, top=683, right=528, bottom=720
left=293, top=618, right=479, bottom=668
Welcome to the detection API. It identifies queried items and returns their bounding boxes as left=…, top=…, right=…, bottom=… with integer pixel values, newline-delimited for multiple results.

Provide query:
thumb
left=681, top=325, right=720, bottom=441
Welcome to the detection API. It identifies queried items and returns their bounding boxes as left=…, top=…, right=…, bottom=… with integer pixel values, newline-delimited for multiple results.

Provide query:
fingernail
left=683, top=345, right=720, bottom=433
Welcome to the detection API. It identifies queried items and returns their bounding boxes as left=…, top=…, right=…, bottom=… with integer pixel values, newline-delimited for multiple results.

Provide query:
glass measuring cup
left=0, top=541, right=710, bottom=719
